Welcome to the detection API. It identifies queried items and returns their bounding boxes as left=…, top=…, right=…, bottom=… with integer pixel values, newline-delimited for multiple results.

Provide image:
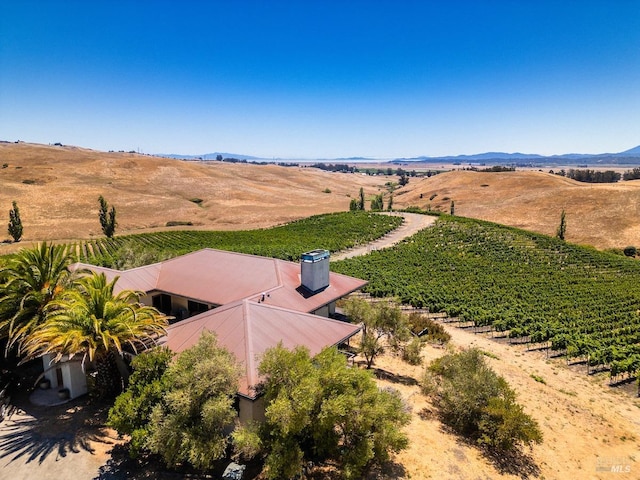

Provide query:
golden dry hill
left=393, top=169, right=640, bottom=250
left=0, top=142, right=385, bottom=245
left=2, top=142, right=640, bottom=251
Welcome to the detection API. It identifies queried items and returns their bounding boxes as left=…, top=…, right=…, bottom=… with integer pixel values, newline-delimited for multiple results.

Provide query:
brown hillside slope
left=0, top=142, right=385, bottom=245
left=395, top=170, right=640, bottom=250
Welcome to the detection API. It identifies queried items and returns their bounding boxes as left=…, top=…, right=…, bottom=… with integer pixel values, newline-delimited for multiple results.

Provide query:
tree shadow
left=365, top=460, right=408, bottom=479
left=433, top=421, right=541, bottom=479
left=481, top=447, right=541, bottom=479
left=0, top=394, right=116, bottom=466
left=373, top=367, right=419, bottom=387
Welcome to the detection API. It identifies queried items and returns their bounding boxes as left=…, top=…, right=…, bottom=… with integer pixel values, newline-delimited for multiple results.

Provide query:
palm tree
left=0, top=242, right=80, bottom=355
left=23, top=273, right=169, bottom=398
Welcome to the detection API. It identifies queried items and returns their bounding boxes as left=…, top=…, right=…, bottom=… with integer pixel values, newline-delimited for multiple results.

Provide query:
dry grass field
left=1, top=142, right=639, bottom=479
left=371, top=327, right=639, bottom=480
left=3, top=142, right=640, bottom=252
left=0, top=142, right=386, bottom=248
left=393, top=169, right=640, bottom=250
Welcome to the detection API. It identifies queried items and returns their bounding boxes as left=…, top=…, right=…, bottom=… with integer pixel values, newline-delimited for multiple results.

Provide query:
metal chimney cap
left=301, top=249, right=330, bottom=262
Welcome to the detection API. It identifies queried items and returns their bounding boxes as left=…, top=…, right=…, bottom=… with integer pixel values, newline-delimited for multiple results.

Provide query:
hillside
left=0, top=142, right=385, bottom=246
left=3, top=142, right=640, bottom=252
left=394, top=170, right=640, bottom=250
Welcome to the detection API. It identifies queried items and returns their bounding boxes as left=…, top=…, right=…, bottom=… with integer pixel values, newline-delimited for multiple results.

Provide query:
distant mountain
left=391, top=145, right=640, bottom=165
left=617, top=145, right=640, bottom=156
left=156, top=152, right=263, bottom=160
left=155, top=145, right=640, bottom=166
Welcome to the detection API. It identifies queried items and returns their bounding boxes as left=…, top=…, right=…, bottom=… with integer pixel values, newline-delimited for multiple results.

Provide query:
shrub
left=623, top=246, right=637, bottom=257
left=111, top=241, right=172, bottom=270
left=406, top=312, right=451, bottom=343
left=422, top=348, right=542, bottom=452
left=165, top=221, right=193, bottom=227
left=236, top=345, right=410, bottom=479
left=146, top=332, right=241, bottom=470
left=402, top=336, right=425, bottom=365
left=107, top=348, right=173, bottom=458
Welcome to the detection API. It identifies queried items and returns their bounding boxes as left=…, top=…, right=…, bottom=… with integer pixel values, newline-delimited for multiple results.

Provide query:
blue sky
left=1, top=1, right=639, bottom=158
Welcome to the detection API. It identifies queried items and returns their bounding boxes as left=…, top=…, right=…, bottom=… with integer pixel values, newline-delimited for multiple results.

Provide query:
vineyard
left=332, top=215, right=640, bottom=383
left=65, top=212, right=403, bottom=265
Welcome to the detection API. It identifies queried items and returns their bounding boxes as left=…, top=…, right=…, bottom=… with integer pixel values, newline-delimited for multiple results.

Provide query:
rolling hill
left=2, top=141, right=640, bottom=251
left=392, top=169, right=640, bottom=250
left=0, top=142, right=385, bottom=247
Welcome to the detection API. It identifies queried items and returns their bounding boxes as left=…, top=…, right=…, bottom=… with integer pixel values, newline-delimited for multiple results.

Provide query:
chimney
left=301, top=249, right=330, bottom=293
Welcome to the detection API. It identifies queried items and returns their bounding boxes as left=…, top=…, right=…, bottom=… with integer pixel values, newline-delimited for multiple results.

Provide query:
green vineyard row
left=68, top=212, right=403, bottom=265
left=332, top=215, right=640, bottom=380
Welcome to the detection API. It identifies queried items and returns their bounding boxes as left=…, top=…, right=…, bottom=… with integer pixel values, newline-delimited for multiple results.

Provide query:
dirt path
left=331, top=212, right=436, bottom=261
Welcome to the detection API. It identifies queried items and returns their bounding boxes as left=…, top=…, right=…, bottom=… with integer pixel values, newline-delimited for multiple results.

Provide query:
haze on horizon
left=1, top=1, right=639, bottom=159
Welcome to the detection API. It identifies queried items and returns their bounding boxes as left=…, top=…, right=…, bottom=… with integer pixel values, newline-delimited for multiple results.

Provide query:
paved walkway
left=0, top=395, right=120, bottom=480
left=331, top=212, right=437, bottom=261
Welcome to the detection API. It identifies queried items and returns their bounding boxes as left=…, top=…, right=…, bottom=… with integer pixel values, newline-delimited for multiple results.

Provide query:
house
left=51, top=248, right=366, bottom=419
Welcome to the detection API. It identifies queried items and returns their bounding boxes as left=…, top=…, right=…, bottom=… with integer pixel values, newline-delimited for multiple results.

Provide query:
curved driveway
left=331, top=212, right=437, bottom=261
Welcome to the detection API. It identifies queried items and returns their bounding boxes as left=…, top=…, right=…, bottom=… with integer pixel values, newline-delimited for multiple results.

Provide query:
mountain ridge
left=154, top=145, right=640, bottom=165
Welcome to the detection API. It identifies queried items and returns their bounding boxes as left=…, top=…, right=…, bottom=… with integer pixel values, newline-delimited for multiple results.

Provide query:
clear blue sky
left=1, top=1, right=639, bottom=158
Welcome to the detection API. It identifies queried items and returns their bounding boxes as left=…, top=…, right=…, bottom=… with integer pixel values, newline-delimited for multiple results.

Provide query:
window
left=152, top=294, right=172, bottom=315
left=188, top=300, right=209, bottom=315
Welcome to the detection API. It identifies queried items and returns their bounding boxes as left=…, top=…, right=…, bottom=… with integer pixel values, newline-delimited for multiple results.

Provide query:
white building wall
left=63, top=361, right=88, bottom=399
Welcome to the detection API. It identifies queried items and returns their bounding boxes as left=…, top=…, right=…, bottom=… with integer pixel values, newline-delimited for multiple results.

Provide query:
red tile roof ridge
left=241, top=299, right=257, bottom=397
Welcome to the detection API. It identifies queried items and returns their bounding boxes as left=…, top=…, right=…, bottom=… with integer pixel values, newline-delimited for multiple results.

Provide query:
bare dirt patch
left=370, top=324, right=639, bottom=479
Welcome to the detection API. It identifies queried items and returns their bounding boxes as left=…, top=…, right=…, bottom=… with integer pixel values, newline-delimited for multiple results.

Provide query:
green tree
left=556, top=209, right=566, bottom=240
left=450, top=200, right=455, bottom=215
left=349, top=198, right=359, bottom=211
left=98, top=195, right=117, bottom=238
left=0, top=243, right=79, bottom=355
left=422, top=348, right=542, bottom=452
left=8, top=201, right=23, bottom=242
left=370, top=193, right=384, bottom=211
left=387, top=193, right=393, bottom=211
left=108, top=347, right=173, bottom=457
left=146, top=331, right=241, bottom=470
left=312, top=348, right=410, bottom=478
left=343, top=297, right=411, bottom=369
left=236, top=345, right=410, bottom=480
left=23, top=273, right=168, bottom=398
left=110, top=241, right=172, bottom=270
left=358, top=187, right=366, bottom=211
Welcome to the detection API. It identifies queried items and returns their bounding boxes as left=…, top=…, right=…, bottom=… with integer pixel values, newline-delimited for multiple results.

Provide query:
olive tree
left=343, top=297, right=412, bottom=369
left=233, top=345, right=410, bottom=479
left=146, top=332, right=241, bottom=470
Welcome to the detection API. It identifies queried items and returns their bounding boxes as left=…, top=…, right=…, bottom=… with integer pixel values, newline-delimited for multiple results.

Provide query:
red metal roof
left=161, top=299, right=361, bottom=397
left=74, top=248, right=367, bottom=312
left=74, top=249, right=367, bottom=397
